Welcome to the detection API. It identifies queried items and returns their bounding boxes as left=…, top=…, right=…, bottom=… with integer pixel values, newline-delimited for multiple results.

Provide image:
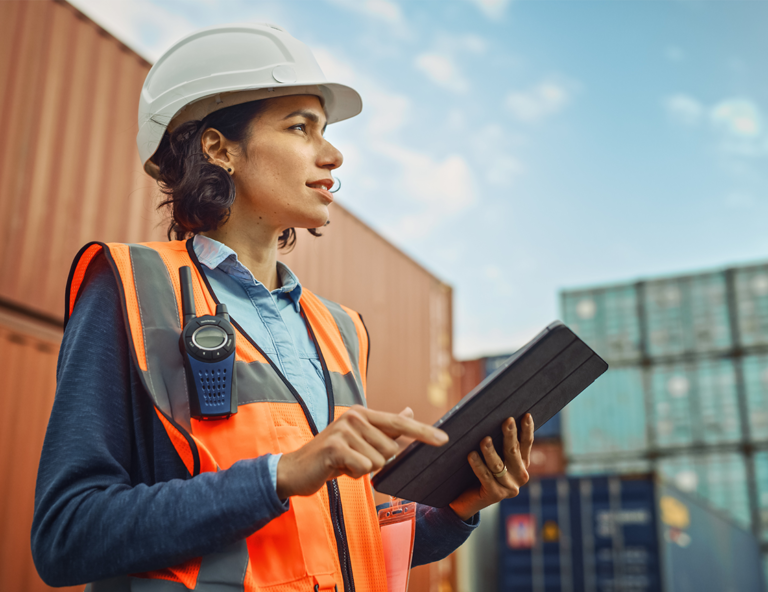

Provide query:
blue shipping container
left=498, top=474, right=764, bottom=592
left=483, top=354, right=562, bottom=439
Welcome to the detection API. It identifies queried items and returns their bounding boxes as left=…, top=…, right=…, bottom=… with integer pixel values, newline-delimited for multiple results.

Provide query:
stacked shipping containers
left=0, top=1, right=459, bottom=591
left=499, top=474, right=764, bottom=591
left=455, top=357, right=567, bottom=592
left=561, top=262, right=768, bottom=577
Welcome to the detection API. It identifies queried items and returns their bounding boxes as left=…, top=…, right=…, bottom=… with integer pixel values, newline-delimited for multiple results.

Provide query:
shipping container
left=644, top=272, right=732, bottom=358
left=649, top=359, right=741, bottom=447
left=743, top=354, right=768, bottom=440
left=498, top=474, right=764, bottom=592
left=735, top=263, right=768, bottom=349
left=561, top=285, right=642, bottom=364
left=656, top=452, right=752, bottom=529
left=563, top=367, right=648, bottom=457
left=0, top=312, right=79, bottom=592
left=0, top=0, right=165, bottom=321
left=529, top=441, right=567, bottom=476
left=568, top=458, right=653, bottom=477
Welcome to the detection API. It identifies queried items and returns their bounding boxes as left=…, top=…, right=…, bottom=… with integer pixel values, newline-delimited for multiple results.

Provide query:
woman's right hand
left=275, top=405, right=448, bottom=499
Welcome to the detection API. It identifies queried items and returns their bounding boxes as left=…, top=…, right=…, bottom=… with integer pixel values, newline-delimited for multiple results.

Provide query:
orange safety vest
left=66, top=240, right=388, bottom=592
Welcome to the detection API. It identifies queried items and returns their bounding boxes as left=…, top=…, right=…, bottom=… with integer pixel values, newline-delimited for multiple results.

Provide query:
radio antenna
left=179, top=266, right=196, bottom=327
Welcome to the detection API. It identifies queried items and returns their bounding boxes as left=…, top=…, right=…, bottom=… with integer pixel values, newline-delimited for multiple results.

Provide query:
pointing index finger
left=363, top=408, right=449, bottom=446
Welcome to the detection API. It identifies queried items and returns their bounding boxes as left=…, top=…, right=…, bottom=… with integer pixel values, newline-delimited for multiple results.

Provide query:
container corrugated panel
left=743, top=354, right=768, bottom=440
left=563, top=367, right=648, bottom=456
left=483, top=353, right=562, bottom=439
left=657, top=452, right=751, bottom=529
left=498, top=474, right=764, bottom=592
left=735, top=263, right=768, bottom=348
left=459, top=359, right=485, bottom=400
left=0, top=0, right=164, bottom=321
left=0, top=314, right=80, bottom=592
left=644, top=273, right=732, bottom=358
left=499, top=475, right=662, bottom=592
left=568, top=457, right=653, bottom=476
left=649, top=359, right=740, bottom=447
left=562, top=285, right=642, bottom=364
left=528, top=441, right=566, bottom=476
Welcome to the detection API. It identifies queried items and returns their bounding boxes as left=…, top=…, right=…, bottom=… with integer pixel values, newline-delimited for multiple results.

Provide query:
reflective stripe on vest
left=66, top=240, right=388, bottom=592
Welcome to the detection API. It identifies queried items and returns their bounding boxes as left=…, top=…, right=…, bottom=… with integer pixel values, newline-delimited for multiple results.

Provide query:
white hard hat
left=137, top=22, right=362, bottom=178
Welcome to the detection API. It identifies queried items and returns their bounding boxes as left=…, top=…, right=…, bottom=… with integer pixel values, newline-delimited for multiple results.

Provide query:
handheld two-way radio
left=178, top=266, right=238, bottom=420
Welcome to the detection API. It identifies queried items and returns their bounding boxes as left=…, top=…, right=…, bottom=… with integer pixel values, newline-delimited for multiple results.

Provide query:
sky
left=68, top=0, right=768, bottom=359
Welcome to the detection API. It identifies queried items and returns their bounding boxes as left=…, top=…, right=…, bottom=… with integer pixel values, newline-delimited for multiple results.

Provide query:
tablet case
left=371, top=321, right=608, bottom=507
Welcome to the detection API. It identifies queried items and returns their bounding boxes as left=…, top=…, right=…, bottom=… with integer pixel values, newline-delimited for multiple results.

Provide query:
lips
left=306, top=178, right=334, bottom=202
left=306, top=179, right=334, bottom=191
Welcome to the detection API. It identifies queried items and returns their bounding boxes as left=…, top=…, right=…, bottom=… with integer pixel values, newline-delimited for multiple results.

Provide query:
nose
left=318, top=137, right=343, bottom=171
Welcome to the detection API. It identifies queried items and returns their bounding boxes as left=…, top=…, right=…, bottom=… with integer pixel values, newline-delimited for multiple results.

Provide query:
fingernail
left=435, top=430, right=449, bottom=444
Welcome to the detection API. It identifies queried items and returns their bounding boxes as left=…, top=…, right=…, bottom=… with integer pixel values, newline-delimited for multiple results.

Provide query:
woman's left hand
left=448, top=414, right=534, bottom=521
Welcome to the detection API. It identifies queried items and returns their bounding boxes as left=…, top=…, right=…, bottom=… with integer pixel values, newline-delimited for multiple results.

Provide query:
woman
left=32, top=23, right=533, bottom=591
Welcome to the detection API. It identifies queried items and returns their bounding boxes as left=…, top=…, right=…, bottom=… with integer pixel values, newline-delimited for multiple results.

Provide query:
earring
left=227, top=168, right=232, bottom=174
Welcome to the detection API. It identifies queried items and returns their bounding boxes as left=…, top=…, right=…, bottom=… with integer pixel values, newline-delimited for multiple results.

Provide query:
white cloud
left=661, top=95, right=767, bottom=160
left=414, top=53, right=469, bottom=93
left=312, top=46, right=359, bottom=85
left=371, top=143, right=478, bottom=240
left=710, top=99, right=763, bottom=138
left=664, top=94, right=704, bottom=126
left=376, top=144, right=477, bottom=214
left=466, top=0, right=513, bottom=20
left=326, top=0, right=403, bottom=24
left=67, top=0, right=197, bottom=61
left=505, top=81, right=571, bottom=123
left=460, top=34, right=488, bottom=55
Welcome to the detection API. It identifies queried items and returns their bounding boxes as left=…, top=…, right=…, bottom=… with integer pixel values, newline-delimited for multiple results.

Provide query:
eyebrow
left=283, top=109, right=327, bottom=133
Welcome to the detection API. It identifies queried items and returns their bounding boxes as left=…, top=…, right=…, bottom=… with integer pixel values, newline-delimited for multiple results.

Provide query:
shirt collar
left=192, top=234, right=303, bottom=311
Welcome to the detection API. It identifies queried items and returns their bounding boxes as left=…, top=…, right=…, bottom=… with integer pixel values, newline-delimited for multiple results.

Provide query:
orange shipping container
left=0, top=1, right=458, bottom=590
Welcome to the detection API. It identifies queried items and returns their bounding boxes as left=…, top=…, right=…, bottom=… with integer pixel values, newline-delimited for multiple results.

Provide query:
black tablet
left=371, top=321, right=608, bottom=507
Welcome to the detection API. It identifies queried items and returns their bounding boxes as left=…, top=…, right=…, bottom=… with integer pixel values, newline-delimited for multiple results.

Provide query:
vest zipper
left=305, top=312, right=356, bottom=592
left=187, top=241, right=356, bottom=591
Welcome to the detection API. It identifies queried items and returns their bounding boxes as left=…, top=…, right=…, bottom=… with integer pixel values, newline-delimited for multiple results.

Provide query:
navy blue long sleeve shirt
left=31, top=252, right=477, bottom=587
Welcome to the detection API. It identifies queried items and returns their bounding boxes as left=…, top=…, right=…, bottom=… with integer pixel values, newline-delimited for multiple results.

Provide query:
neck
left=202, top=222, right=282, bottom=292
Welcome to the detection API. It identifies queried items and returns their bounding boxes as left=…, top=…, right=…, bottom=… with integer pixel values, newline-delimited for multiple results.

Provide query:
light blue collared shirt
left=193, top=235, right=329, bottom=487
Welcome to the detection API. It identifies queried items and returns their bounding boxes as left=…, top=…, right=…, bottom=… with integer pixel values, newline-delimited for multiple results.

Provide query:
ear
left=200, top=128, right=233, bottom=170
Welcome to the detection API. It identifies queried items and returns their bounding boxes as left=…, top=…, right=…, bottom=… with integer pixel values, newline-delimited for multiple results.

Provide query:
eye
left=289, top=123, right=306, bottom=133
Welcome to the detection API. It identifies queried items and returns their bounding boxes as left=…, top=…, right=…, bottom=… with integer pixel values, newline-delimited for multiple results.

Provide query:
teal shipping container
left=563, top=367, right=647, bottom=456
left=498, top=474, right=764, bottom=592
left=561, top=285, right=642, bottom=364
left=644, top=272, right=732, bottom=358
left=561, top=261, right=768, bottom=573
left=735, top=263, right=768, bottom=348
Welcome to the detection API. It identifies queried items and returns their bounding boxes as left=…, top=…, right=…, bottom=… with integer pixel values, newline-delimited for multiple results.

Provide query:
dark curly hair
left=152, top=99, right=323, bottom=250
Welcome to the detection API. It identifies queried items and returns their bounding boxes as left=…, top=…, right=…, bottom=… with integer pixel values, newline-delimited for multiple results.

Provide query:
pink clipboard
left=378, top=501, right=416, bottom=592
